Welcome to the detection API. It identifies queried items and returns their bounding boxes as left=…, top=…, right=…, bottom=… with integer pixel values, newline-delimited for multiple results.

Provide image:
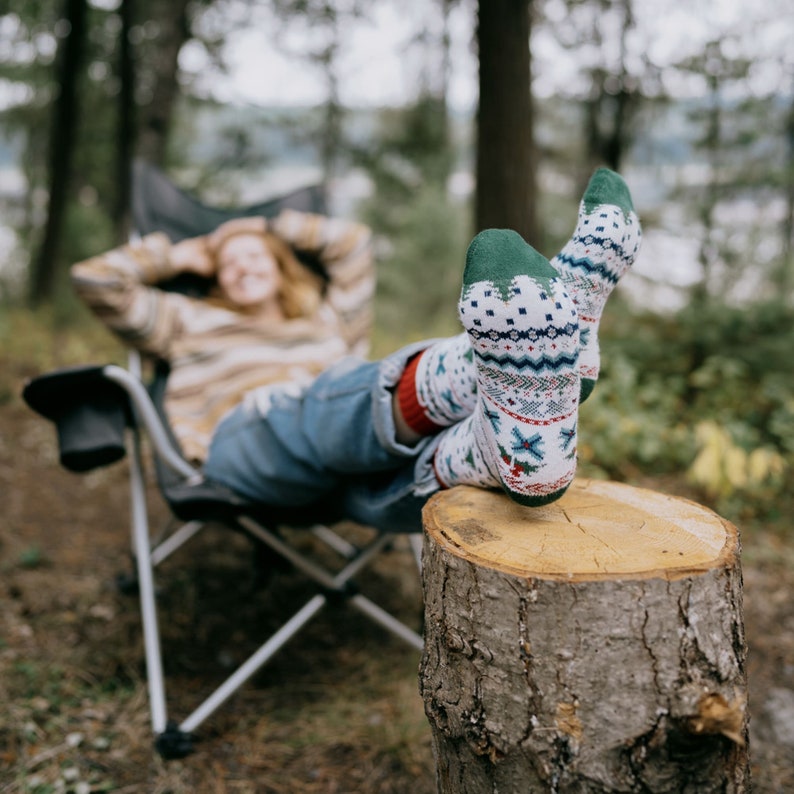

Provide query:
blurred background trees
left=0, top=0, right=792, bottom=529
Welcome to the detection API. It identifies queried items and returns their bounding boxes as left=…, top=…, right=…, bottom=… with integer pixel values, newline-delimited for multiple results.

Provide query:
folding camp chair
left=23, top=160, right=424, bottom=759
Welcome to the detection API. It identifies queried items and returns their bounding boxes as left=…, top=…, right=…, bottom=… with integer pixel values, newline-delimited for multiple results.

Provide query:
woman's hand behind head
left=169, top=237, right=215, bottom=277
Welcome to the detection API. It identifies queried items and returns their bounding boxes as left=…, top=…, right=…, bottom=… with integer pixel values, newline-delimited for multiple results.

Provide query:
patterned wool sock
left=551, top=167, right=642, bottom=402
left=397, top=333, right=477, bottom=435
left=433, top=229, right=580, bottom=507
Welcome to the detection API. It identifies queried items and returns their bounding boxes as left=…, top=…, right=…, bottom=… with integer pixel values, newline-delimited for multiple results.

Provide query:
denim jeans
left=203, top=340, right=444, bottom=533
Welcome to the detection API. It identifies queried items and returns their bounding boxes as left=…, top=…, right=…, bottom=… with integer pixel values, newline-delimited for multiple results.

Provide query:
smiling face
left=215, top=233, right=283, bottom=310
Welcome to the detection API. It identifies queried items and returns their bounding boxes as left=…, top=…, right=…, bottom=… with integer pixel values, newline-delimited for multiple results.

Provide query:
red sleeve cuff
left=396, top=352, right=445, bottom=436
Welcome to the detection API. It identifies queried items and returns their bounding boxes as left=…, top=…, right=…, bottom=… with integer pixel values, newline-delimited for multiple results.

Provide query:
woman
left=73, top=169, right=641, bottom=531
left=71, top=210, right=375, bottom=463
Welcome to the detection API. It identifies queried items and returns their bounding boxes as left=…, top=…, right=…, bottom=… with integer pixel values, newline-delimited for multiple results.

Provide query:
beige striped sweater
left=71, top=210, right=375, bottom=463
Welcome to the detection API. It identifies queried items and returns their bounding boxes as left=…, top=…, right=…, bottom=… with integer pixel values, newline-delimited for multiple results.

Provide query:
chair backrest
left=132, top=159, right=326, bottom=241
left=130, top=160, right=328, bottom=296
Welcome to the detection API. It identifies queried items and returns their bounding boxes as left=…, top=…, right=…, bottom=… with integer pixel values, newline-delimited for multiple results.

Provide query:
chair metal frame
left=25, top=162, right=424, bottom=759
left=105, top=352, right=423, bottom=758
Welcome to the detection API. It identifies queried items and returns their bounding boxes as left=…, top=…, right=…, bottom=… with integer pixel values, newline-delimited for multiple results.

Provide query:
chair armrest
left=22, top=364, right=198, bottom=482
left=101, top=365, right=199, bottom=481
left=22, top=365, right=130, bottom=472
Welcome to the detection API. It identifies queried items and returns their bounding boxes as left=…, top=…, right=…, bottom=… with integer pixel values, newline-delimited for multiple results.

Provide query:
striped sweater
left=71, top=210, right=375, bottom=463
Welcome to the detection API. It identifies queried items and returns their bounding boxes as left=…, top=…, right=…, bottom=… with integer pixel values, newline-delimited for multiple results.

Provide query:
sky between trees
left=181, top=0, right=789, bottom=111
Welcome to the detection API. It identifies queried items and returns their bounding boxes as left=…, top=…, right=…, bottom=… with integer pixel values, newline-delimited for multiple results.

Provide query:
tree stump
left=420, top=479, right=750, bottom=793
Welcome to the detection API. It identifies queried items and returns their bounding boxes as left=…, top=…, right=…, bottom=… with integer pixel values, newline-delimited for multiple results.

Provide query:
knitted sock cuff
left=396, top=352, right=446, bottom=436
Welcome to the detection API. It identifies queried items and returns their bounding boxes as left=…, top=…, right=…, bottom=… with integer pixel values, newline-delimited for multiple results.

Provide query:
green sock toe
left=582, top=168, right=635, bottom=217
left=507, top=481, right=572, bottom=508
left=463, top=229, right=558, bottom=301
left=580, top=377, right=595, bottom=403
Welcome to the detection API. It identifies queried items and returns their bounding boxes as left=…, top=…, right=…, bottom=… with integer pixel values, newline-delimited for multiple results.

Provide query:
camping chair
left=22, top=160, right=424, bottom=759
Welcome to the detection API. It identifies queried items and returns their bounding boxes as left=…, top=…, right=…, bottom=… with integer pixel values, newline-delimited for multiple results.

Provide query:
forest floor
left=2, top=356, right=793, bottom=793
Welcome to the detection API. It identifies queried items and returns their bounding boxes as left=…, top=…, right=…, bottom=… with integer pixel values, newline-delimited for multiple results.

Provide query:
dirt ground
left=2, top=393, right=793, bottom=793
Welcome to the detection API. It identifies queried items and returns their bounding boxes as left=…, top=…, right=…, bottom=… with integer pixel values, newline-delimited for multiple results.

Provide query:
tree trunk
left=135, top=0, right=191, bottom=167
left=420, top=480, right=750, bottom=793
left=113, top=0, right=136, bottom=243
left=474, top=0, right=537, bottom=244
left=583, top=0, right=636, bottom=177
left=28, top=0, right=88, bottom=306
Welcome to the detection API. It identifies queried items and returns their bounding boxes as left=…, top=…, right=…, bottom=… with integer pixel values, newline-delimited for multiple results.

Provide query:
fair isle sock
left=434, top=229, right=580, bottom=507
left=551, top=167, right=642, bottom=402
left=397, top=333, right=477, bottom=435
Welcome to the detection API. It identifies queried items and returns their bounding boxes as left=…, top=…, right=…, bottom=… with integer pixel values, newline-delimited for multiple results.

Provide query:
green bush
left=369, top=183, right=469, bottom=350
left=582, top=298, right=794, bottom=527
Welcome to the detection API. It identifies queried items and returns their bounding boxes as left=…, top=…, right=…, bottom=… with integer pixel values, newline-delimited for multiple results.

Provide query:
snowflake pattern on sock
left=551, top=168, right=642, bottom=401
left=415, top=332, right=477, bottom=427
left=434, top=230, right=580, bottom=507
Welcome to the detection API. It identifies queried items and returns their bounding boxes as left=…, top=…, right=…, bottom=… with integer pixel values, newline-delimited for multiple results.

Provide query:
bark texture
left=29, top=0, right=88, bottom=305
left=420, top=480, right=750, bottom=793
left=474, top=0, right=537, bottom=244
left=135, top=0, right=190, bottom=167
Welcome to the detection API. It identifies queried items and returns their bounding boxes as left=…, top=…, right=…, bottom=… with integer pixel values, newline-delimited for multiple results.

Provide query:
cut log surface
left=420, top=479, right=750, bottom=794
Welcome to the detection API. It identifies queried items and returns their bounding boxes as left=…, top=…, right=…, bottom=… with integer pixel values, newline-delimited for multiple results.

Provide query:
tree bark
left=474, top=0, right=537, bottom=244
left=420, top=480, right=750, bottom=793
left=583, top=0, right=636, bottom=177
left=113, top=0, right=136, bottom=243
left=135, top=0, right=191, bottom=167
left=28, top=0, right=88, bottom=305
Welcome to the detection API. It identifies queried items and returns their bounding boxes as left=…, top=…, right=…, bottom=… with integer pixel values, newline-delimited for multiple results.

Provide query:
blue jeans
left=203, top=341, right=443, bottom=533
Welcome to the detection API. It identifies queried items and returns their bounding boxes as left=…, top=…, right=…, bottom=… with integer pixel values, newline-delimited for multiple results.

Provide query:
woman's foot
left=434, top=229, right=580, bottom=506
left=551, top=168, right=641, bottom=401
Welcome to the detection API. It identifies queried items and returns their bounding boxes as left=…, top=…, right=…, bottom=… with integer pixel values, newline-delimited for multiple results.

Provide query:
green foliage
left=358, top=97, right=471, bottom=346
left=579, top=350, right=696, bottom=477
left=580, top=298, right=794, bottom=528
left=371, top=183, right=468, bottom=346
left=17, top=545, right=45, bottom=569
left=60, top=193, right=115, bottom=267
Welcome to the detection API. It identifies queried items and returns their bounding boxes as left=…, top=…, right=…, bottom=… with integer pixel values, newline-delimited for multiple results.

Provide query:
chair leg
left=128, top=430, right=169, bottom=740
left=122, top=492, right=424, bottom=750
left=311, top=523, right=358, bottom=558
left=154, top=722, right=195, bottom=760
left=349, top=593, right=423, bottom=650
left=178, top=594, right=328, bottom=735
